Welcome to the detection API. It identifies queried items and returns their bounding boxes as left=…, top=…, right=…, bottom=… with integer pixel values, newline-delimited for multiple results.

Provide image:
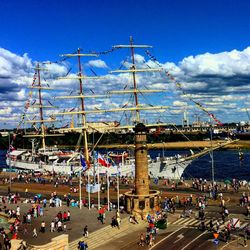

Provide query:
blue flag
left=80, top=155, right=87, bottom=171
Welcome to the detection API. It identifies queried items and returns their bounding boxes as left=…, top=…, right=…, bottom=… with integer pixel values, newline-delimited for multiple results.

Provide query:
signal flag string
left=145, top=50, right=223, bottom=126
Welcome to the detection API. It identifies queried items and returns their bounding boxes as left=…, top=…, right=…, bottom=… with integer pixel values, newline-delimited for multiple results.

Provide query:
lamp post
left=97, top=168, right=100, bottom=209
left=210, top=125, right=215, bottom=186
left=8, top=132, right=11, bottom=193
left=79, top=169, right=82, bottom=209
left=107, top=170, right=110, bottom=211
left=88, top=170, right=91, bottom=210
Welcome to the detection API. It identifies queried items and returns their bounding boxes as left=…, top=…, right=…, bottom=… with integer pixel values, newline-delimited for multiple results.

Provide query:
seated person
left=129, top=215, right=139, bottom=224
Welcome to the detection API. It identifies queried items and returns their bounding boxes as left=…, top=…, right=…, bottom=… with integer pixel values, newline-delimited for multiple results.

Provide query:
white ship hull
left=6, top=158, right=76, bottom=174
left=85, top=159, right=190, bottom=179
left=6, top=155, right=191, bottom=179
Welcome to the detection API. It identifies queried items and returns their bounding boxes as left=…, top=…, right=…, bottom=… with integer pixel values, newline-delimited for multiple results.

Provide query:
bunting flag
left=90, top=68, right=98, bottom=76
left=80, top=155, right=87, bottom=172
left=9, top=144, right=15, bottom=151
left=48, top=100, right=53, bottom=106
left=89, top=46, right=120, bottom=56
left=50, top=115, right=56, bottom=120
left=25, top=101, right=30, bottom=109
left=6, top=144, right=15, bottom=158
left=145, top=50, right=223, bottom=126
left=61, top=123, right=69, bottom=128
left=66, top=67, right=72, bottom=76
left=106, top=155, right=116, bottom=167
left=98, top=153, right=110, bottom=167
left=122, top=103, right=128, bottom=108
left=41, top=50, right=78, bottom=65
left=17, top=72, right=37, bottom=131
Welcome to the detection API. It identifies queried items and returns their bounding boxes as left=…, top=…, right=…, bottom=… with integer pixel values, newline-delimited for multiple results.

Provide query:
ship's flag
left=106, top=155, right=116, bottom=167
left=98, top=153, right=110, bottom=167
left=80, top=155, right=87, bottom=171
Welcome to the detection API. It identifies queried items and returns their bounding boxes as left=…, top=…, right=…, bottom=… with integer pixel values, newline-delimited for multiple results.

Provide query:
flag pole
left=97, top=167, right=100, bottom=209
left=79, top=168, right=82, bottom=209
left=88, top=170, right=91, bottom=210
left=8, top=132, right=11, bottom=193
left=117, top=168, right=120, bottom=212
left=107, top=170, right=110, bottom=211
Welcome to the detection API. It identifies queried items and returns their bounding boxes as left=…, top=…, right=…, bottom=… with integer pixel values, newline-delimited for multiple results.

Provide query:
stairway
left=69, top=218, right=147, bottom=249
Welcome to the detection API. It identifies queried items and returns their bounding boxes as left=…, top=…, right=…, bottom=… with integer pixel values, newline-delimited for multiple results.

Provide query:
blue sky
left=0, top=0, right=250, bottom=128
left=1, top=0, right=250, bottom=62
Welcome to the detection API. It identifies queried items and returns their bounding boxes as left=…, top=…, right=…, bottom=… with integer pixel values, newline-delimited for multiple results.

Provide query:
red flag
left=98, top=153, right=110, bottom=167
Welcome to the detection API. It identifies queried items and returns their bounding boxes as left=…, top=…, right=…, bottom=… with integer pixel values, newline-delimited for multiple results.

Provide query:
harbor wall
left=97, top=140, right=250, bottom=149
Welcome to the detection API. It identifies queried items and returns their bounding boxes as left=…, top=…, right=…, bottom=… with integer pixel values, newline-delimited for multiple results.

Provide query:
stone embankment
left=98, top=140, right=250, bottom=149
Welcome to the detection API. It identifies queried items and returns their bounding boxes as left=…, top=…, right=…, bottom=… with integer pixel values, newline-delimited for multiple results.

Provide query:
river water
left=1, top=149, right=250, bottom=181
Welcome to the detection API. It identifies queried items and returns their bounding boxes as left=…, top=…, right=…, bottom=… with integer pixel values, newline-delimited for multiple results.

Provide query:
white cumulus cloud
left=87, top=59, right=108, bottom=68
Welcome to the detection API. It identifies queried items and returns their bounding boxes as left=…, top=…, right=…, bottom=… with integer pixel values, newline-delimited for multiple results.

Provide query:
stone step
left=69, top=218, right=147, bottom=249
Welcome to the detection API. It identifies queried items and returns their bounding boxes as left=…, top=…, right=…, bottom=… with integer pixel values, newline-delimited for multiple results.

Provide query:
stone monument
left=125, top=123, right=160, bottom=219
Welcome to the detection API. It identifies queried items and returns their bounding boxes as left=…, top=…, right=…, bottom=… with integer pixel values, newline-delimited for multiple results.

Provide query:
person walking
left=78, top=240, right=88, bottom=250
left=209, top=219, right=213, bottom=231
left=33, top=228, right=37, bottom=238
left=67, top=210, right=71, bottom=221
left=149, top=233, right=154, bottom=247
left=40, top=207, right=44, bottom=217
left=57, top=220, right=63, bottom=232
left=43, top=198, right=47, bottom=208
left=243, top=232, right=248, bottom=248
left=83, top=225, right=89, bottom=237
left=27, top=213, right=31, bottom=224
left=139, top=233, right=145, bottom=246
left=63, top=211, right=68, bottom=222
left=50, top=221, right=55, bottom=232
left=40, top=221, right=46, bottom=233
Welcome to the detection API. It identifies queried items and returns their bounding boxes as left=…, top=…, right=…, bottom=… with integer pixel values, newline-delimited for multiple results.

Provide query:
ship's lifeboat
left=108, top=152, right=129, bottom=160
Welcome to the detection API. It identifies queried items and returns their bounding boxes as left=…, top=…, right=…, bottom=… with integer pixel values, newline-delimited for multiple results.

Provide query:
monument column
left=134, top=123, right=149, bottom=195
left=125, top=123, right=160, bottom=219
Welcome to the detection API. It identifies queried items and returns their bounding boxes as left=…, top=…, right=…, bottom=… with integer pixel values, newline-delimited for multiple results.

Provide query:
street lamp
left=8, top=132, right=11, bottom=193
left=210, top=124, right=215, bottom=186
left=117, top=151, right=127, bottom=212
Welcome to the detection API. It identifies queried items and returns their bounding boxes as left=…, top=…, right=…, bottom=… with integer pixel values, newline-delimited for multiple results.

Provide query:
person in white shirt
left=57, top=220, right=62, bottom=232
left=16, top=206, right=20, bottom=217
left=50, top=221, right=55, bottom=232
left=40, top=221, right=46, bottom=233
left=27, top=214, right=31, bottom=224
left=33, top=228, right=37, bottom=237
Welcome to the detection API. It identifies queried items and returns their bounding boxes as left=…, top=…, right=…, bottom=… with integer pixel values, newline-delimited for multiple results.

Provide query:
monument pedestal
left=125, top=190, right=160, bottom=219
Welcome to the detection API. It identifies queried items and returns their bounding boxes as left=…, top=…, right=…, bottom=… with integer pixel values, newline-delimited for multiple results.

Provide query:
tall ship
left=54, top=37, right=238, bottom=179
left=6, top=38, right=238, bottom=178
left=6, top=63, right=77, bottom=173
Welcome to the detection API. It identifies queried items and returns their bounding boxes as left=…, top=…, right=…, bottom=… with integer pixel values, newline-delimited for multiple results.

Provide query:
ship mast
left=23, top=64, right=63, bottom=148
left=77, top=48, right=89, bottom=164
left=55, top=38, right=168, bottom=135
left=130, top=36, right=140, bottom=123
left=111, top=36, right=167, bottom=125
left=37, top=63, right=46, bottom=150
left=55, top=50, right=99, bottom=164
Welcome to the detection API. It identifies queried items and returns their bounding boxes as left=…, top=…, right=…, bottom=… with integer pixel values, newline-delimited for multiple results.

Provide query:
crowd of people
left=0, top=189, right=75, bottom=248
left=0, top=171, right=250, bottom=249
